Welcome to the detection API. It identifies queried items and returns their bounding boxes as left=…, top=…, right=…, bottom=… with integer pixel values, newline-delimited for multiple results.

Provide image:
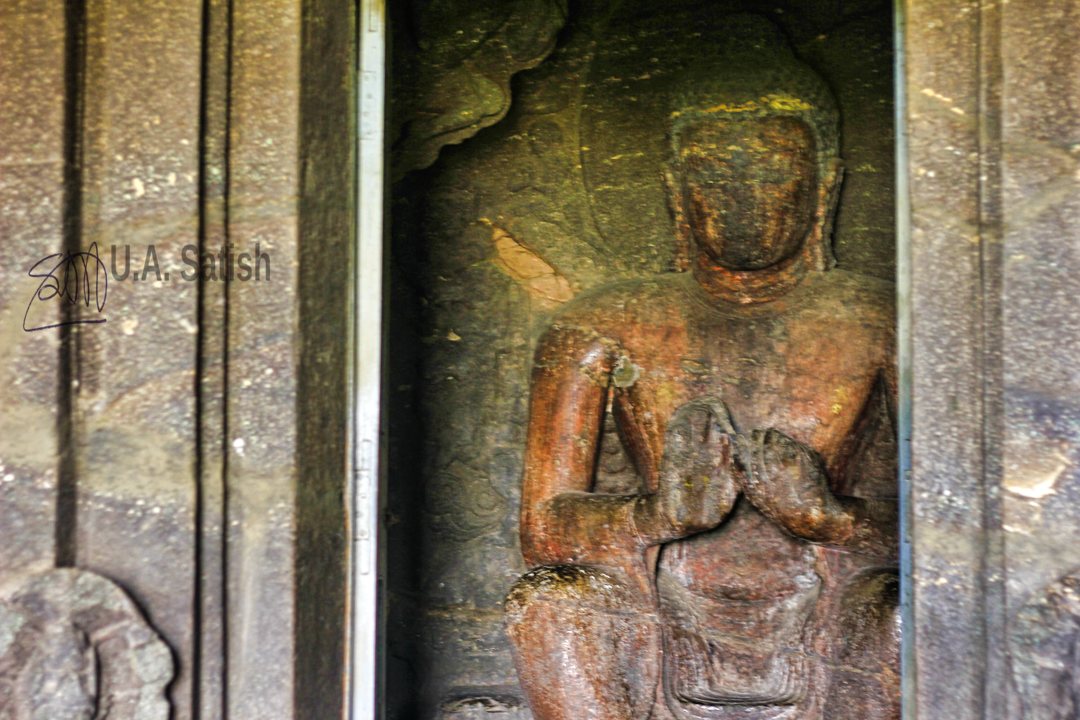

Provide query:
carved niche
left=504, top=16, right=898, bottom=720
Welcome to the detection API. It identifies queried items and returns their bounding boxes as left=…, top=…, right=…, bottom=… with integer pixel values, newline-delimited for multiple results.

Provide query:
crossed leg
left=505, top=565, right=662, bottom=720
left=508, top=565, right=899, bottom=720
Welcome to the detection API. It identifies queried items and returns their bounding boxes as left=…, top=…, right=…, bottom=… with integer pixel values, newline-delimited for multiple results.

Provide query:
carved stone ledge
left=390, top=0, right=568, bottom=180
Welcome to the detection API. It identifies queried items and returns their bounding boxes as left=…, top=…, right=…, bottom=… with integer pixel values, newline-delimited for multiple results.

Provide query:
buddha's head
left=664, top=17, right=842, bottom=275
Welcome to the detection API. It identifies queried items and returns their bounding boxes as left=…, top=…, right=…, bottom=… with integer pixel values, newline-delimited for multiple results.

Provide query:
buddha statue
left=505, top=18, right=899, bottom=720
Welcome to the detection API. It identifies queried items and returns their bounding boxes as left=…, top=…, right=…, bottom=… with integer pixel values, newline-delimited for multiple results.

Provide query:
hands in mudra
left=641, top=397, right=854, bottom=543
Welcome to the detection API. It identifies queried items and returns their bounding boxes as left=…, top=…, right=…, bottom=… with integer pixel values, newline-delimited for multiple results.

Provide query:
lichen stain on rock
left=612, top=355, right=641, bottom=389
left=487, top=223, right=574, bottom=307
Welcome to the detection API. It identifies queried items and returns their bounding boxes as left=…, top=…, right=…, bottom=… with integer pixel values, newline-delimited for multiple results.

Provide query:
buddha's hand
left=738, top=429, right=854, bottom=543
left=638, top=398, right=741, bottom=540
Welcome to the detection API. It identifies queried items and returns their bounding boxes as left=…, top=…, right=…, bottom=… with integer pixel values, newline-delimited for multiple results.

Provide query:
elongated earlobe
left=664, top=167, right=693, bottom=272
left=805, top=158, right=843, bottom=270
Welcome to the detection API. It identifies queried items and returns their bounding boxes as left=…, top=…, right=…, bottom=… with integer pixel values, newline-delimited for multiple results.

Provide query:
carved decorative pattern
left=390, top=0, right=568, bottom=179
left=426, top=461, right=508, bottom=542
left=0, top=569, right=173, bottom=720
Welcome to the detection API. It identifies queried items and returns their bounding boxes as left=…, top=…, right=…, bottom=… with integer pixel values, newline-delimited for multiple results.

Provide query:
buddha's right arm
left=523, top=492, right=652, bottom=567
left=518, top=324, right=650, bottom=568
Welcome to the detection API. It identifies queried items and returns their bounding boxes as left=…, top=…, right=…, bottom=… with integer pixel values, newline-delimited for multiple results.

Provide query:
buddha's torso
left=565, top=269, right=892, bottom=716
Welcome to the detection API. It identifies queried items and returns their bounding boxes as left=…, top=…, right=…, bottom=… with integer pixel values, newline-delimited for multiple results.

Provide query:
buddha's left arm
left=832, top=331, right=901, bottom=559
left=742, top=341, right=900, bottom=559
left=740, top=426, right=898, bottom=559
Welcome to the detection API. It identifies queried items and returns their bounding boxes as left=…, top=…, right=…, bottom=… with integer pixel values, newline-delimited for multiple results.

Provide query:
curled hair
left=667, top=15, right=839, bottom=163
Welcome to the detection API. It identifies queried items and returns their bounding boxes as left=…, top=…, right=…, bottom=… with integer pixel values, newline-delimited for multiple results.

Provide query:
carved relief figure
left=505, top=18, right=899, bottom=720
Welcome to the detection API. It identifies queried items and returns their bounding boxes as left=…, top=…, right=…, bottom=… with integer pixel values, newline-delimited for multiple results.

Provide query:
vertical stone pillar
left=223, top=0, right=301, bottom=716
left=73, top=3, right=203, bottom=717
left=0, top=0, right=66, bottom=577
left=903, top=1, right=989, bottom=716
left=904, top=1, right=1080, bottom=717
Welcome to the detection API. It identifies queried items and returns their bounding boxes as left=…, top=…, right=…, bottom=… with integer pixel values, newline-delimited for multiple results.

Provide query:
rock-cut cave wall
left=386, top=1, right=896, bottom=717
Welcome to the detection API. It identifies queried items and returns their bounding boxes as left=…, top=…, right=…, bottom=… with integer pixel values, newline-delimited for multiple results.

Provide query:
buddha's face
left=672, top=115, right=818, bottom=271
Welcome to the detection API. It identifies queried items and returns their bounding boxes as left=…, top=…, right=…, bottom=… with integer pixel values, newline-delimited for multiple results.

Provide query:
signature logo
left=21, top=242, right=272, bottom=332
left=23, top=242, right=108, bottom=332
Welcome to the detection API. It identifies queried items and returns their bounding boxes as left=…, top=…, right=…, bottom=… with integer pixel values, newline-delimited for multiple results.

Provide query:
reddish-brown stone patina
left=506, top=23, right=899, bottom=720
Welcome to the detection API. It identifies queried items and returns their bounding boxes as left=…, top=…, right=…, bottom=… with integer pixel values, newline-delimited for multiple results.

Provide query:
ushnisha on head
left=663, top=15, right=843, bottom=280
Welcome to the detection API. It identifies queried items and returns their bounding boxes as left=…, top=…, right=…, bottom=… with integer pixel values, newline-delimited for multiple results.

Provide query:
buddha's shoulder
left=804, top=268, right=895, bottom=326
left=548, top=274, right=687, bottom=330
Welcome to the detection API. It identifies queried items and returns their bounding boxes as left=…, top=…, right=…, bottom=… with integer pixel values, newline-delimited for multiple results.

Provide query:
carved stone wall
left=905, top=0, right=1080, bottom=718
left=0, top=1, right=354, bottom=718
left=387, top=1, right=896, bottom=717
left=4, top=0, right=1076, bottom=718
